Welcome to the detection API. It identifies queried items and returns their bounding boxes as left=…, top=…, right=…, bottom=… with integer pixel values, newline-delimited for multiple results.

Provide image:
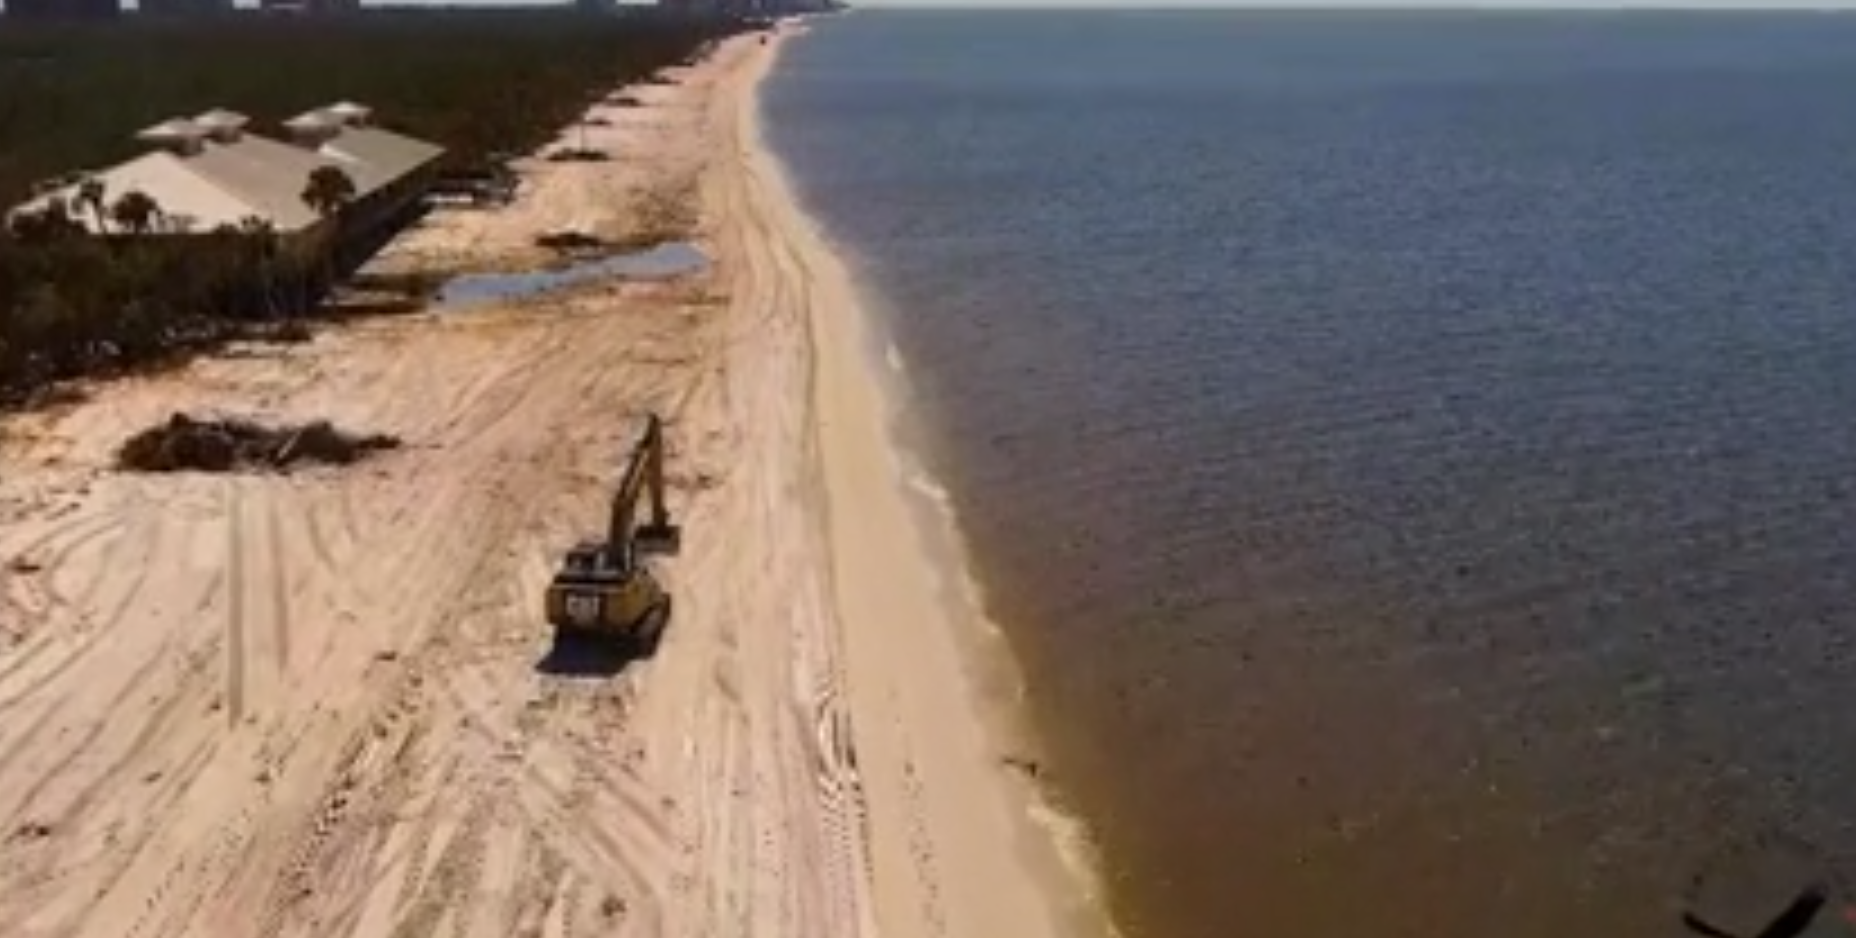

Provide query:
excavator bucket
left=634, top=522, right=682, bottom=557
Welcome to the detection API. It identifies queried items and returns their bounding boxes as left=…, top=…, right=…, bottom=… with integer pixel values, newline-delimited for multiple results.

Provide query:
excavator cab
left=543, top=413, right=680, bottom=656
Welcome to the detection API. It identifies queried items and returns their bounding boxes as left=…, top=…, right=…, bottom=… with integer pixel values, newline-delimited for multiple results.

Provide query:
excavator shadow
left=533, top=630, right=639, bottom=679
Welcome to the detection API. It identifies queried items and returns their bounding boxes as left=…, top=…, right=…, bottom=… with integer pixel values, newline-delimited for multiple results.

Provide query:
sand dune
left=0, top=26, right=1086, bottom=938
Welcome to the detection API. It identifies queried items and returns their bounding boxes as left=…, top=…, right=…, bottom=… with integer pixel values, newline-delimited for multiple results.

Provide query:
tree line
left=0, top=9, right=749, bottom=405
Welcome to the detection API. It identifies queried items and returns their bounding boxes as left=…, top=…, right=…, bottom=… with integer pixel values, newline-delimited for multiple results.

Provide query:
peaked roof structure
left=10, top=151, right=267, bottom=234
left=10, top=101, right=446, bottom=236
left=318, top=126, right=444, bottom=196
left=282, top=108, right=342, bottom=133
left=135, top=118, right=208, bottom=147
left=324, top=101, right=372, bottom=124
left=192, top=108, right=251, bottom=132
left=187, top=133, right=343, bottom=230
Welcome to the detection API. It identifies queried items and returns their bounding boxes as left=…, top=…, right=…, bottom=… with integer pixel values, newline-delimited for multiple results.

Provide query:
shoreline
left=736, top=24, right=1115, bottom=938
left=0, top=22, right=1106, bottom=938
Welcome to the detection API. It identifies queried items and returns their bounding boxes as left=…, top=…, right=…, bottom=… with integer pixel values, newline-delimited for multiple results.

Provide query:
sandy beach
left=0, top=23, right=1091, bottom=938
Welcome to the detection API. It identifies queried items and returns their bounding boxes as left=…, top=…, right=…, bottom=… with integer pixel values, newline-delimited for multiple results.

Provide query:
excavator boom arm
left=608, top=413, right=680, bottom=556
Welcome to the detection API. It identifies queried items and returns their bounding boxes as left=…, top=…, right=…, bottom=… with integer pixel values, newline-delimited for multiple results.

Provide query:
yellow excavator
left=543, top=412, right=681, bottom=656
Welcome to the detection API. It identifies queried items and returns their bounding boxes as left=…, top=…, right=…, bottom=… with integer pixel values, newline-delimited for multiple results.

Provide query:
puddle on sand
left=435, top=241, right=709, bottom=309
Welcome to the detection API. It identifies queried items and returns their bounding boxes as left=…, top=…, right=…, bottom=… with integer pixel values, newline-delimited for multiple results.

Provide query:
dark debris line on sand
left=116, top=413, right=401, bottom=474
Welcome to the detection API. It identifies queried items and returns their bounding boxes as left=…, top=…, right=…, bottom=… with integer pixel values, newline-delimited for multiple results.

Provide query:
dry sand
left=0, top=24, right=1098, bottom=938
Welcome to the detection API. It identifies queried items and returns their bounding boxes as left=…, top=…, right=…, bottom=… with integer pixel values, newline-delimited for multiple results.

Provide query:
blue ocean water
left=765, top=12, right=1856, bottom=938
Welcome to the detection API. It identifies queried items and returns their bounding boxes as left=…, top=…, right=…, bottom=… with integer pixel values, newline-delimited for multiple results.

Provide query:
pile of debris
left=117, top=413, right=401, bottom=473
left=545, top=148, right=610, bottom=163
left=534, top=230, right=608, bottom=253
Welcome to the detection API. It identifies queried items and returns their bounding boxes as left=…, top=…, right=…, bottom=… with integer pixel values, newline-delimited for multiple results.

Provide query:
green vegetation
left=0, top=9, right=739, bottom=202
left=0, top=9, right=750, bottom=407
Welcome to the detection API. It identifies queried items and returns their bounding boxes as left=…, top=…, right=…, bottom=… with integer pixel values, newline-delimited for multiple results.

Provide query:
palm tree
left=235, top=215, right=284, bottom=317
left=76, top=176, right=108, bottom=233
left=110, top=190, right=161, bottom=235
left=9, top=197, right=83, bottom=243
left=300, top=166, right=357, bottom=221
left=300, top=166, right=357, bottom=303
left=238, top=214, right=275, bottom=239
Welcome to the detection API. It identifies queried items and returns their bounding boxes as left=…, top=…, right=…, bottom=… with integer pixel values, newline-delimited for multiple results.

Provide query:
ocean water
left=764, top=12, right=1856, bottom=938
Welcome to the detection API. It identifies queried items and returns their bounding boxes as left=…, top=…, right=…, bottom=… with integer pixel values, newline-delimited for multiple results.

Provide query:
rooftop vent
left=136, top=118, right=209, bottom=156
left=192, top=108, right=250, bottom=143
left=323, top=101, right=372, bottom=126
left=282, top=109, right=343, bottom=148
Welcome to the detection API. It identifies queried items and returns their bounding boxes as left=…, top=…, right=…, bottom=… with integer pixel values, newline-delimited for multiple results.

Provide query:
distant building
left=4, top=0, right=121, bottom=20
left=138, top=0, right=234, bottom=15
left=654, top=0, right=838, bottom=17
left=9, top=101, right=444, bottom=258
left=256, top=0, right=359, bottom=14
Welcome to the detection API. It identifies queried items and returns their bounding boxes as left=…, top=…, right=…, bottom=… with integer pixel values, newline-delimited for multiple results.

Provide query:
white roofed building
left=8, top=100, right=446, bottom=251
left=281, top=104, right=443, bottom=196
left=320, top=127, right=446, bottom=197
left=11, top=151, right=265, bottom=235
left=188, top=131, right=346, bottom=231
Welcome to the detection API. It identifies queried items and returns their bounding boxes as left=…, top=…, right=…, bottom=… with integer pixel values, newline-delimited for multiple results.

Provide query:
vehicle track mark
left=47, top=630, right=221, bottom=830
left=387, top=751, right=467, bottom=917
left=34, top=736, right=220, bottom=938
left=266, top=488, right=292, bottom=673
left=8, top=509, right=124, bottom=610
left=114, top=749, right=271, bottom=938
left=514, top=759, right=659, bottom=927
left=0, top=509, right=158, bottom=711
left=225, top=481, right=248, bottom=725
left=384, top=788, right=494, bottom=938
left=255, top=725, right=379, bottom=936
left=0, top=618, right=184, bottom=817
left=810, top=686, right=874, bottom=932
left=510, top=835, right=569, bottom=938
left=259, top=715, right=431, bottom=938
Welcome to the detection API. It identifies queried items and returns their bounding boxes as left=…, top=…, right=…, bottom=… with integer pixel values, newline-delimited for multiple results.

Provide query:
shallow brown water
left=767, top=11, right=1856, bottom=938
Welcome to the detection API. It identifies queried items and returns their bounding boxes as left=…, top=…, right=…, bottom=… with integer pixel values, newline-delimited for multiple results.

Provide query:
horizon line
left=852, top=1, right=1856, bottom=9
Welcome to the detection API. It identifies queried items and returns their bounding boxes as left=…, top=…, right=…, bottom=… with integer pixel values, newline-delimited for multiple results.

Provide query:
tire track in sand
left=225, top=480, right=249, bottom=724
left=384, top=751, right=469, bottom=919
left=0, top=507, right=172, bottom=791
left=383, top=787, right=496, bottom=938
left=6, top=507, right=126, bottom=611
left=265, top=487, right=293, bottom=673
left=18, top=735, right=221, bottom=937
left=288, top=490, right=366, bottom=680
left=309, top=748, right=466, bottom=938
left=0, top=507, right=111, bottom=628
left=506, top=833, right=570, bottom=938
left=0, top=508, right=145, bottom=709
left=0, top=509, right=133, bottom=751
left=256, top=704, right=435, bottom=938
left=247, top=439, right=546, bottom=938
left=19, top=622, right=220, bottom=829
left=512, top=744, right=668, bottom=935
left=61, top=482, right=161, bottom=610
